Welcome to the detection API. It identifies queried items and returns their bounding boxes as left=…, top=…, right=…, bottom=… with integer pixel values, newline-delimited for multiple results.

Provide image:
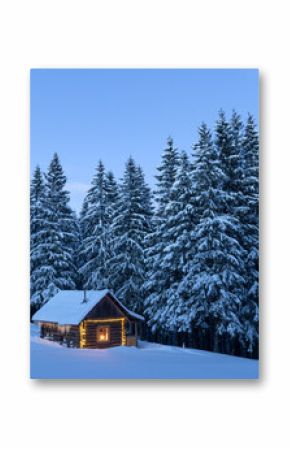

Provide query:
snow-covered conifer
left=155, top=137, right=180, bottom=216
left=157, top=151, right=196, bottom=331
left=184, top=124, right=246, bottom=350
left=108, top=157, right=152, bottom=313
left=30, top=154, right=77, bottom=304
left=79, top=161, right=109, bottom=289
left=105, top=171, right=119, bottom=223
left=30, top=166, right=46, bottom=304
left=145, top=140, right=181, bottom=331
left=240, top=114, right=259, bottom=354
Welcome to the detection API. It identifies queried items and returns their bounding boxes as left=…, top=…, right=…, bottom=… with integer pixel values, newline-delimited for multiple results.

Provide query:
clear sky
left=30, top=69, right=259, bottom=212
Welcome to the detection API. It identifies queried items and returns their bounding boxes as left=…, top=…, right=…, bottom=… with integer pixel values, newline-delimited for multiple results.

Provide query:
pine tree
left=102, top=170, right=120, bottom=286
left=136, top=165, right=154, bottom=233
left=108, top=157, right=152, bottom=313
left=185, top=124, right=246, bottom=351
left=79, top=193, right=90, bottom=238
left=78, top=167, right=120, bottom=291
left=77, top=193, right=90, bottom=287
left=79, top=161, right=109, bottom=289
left=145, top=139, right=180, bottom=332
left=105, top=171, right=119, bottom=225
left=30, top=154, right=77, bottom=304
left=215, top=110, right=234, bottom=199
left=157, top=151, right=197, bottom=332
left=30, top=166, right=46, bottom=304
left=229, top=110, right=245, bottom=199
left=155, top=137, right=180, bottom=216
left=240, top=114, right=259, bottom=354
left=70, top=210, right=82, bottom=288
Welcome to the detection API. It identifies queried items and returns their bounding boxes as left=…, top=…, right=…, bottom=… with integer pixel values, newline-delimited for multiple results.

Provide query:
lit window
left=97, top=326, right=110, bottom=343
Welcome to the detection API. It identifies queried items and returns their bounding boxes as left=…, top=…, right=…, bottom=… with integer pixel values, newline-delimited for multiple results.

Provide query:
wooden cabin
left=32, top=290, right=144, bottom=349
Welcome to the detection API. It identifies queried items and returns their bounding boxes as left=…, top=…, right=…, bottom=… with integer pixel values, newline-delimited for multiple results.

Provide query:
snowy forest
left=30, top=111, right=259, bottom=359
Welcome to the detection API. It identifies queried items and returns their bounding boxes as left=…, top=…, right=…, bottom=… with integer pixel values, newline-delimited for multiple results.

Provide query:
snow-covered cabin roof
left=32, top=289, right=144, bottom=325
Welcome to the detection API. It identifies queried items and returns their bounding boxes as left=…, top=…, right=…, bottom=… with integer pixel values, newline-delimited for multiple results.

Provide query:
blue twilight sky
left=30, top=69, right=259, bottom=212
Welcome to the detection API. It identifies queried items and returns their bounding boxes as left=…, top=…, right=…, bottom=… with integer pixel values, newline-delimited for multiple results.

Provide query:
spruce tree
left=79, top=194, right=90, bottom=238
left=240, top=114, right=259, bottom=354
left=145, top=139, right=180, bottom=332
left=157, top=151, right=196, bottom=332
left=108, top=157, right=152, bottom=313
left=102, top=170, right=120, bottom=286
left=215, top=110, right=234, bottom=198
left=136, top=165, right=154, bottom=233
left=30, top=166, right=46, bottom=305
left=186, top=124, right=246, bottom=351
left=105, top=171, right=119, bottom=225
left=79, top=161, right=109, bottom=289
left=30, top=154, right=77, bottom=304
left=77, top=193, right=90, bottom=287
left=155, top=137, right=180, bottom=216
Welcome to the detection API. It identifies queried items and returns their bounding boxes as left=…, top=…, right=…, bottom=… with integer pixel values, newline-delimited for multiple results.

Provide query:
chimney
left=82, top=289, right=88, bottom=303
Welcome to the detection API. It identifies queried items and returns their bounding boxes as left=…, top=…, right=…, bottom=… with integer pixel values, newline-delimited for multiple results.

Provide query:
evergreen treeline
left=30, top=111, right=259, bottom=358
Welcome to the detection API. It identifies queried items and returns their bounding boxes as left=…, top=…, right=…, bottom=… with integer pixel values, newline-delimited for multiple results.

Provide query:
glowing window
left=97, top=326, right=110, bottom=343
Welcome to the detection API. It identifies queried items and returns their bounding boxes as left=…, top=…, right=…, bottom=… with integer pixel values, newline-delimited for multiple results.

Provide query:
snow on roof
left=110, top=293, right=144, bottom=321
left=108, top=292, right=144, bottom=321
left=32, top=289, right=144, bottom=325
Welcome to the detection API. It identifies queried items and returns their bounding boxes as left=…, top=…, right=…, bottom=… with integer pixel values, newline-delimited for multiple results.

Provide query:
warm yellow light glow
left=79, top=322, right=86, bottom=348
left=121, top=318, right=126, bottom=346
left=85, top=318, right=126, bottom=323
left=97, top=326, right=110, bottom=342
left=79, top=318, right=127, bottom=348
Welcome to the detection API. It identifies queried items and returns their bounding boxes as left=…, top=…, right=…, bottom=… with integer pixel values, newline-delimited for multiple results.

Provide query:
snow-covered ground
left=30, top=324, right=259, bottom=379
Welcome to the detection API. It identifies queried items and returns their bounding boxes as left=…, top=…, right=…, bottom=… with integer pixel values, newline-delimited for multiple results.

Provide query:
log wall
left=82, top=320, right=124, bottom=348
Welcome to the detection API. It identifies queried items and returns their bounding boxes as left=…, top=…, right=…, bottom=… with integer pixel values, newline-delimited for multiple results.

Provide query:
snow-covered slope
left=30, top=325, right=259, bottom=379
